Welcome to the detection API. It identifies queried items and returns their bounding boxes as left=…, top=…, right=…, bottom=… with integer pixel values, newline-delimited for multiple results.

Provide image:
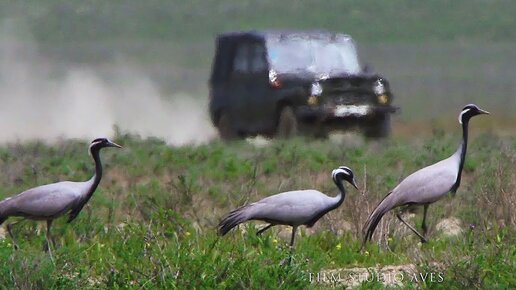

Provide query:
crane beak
left=108, top=141, right=123, bottom=148
left=351, top=178, right=359, bottom=190
left=478, top=108, right=490, bottom=115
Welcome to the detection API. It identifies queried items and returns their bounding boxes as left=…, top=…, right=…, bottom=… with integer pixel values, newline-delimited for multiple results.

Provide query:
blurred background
left=0, top=0, right=514, bottom=145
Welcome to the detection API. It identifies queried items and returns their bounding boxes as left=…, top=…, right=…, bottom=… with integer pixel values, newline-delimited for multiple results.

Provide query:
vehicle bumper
left=297, top=104, right=398, bottom=123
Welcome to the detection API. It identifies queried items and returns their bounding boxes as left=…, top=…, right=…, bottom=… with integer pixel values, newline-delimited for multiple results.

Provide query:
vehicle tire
left=217, top=112, right=237, bottom=140
left=313, top=129, right=329, bottom=139
left=364, top=113, right=391, bottom=138
left=276, top=106, right=298, bottom=138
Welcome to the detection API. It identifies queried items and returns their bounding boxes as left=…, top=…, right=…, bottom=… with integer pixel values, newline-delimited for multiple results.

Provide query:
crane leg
left=279, top=226, right=299, bottom=267
left=7, top=220, right=22, bottom=250
left=45, top=220, right=55, bottom=262
left=281, top=226, right=297, bottom=266
left=256, top=224, right=273, bottom=236
left=396, top=213, right=428, bottom=243
left=45, top=220, right=54, bottom=247
left=289, top=226, right=298, bottom=248
left=421, top=205, right=429, bottom=240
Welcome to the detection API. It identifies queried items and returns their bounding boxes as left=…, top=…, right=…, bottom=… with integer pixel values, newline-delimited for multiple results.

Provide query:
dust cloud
left=0, top=22, right=216, bottom=146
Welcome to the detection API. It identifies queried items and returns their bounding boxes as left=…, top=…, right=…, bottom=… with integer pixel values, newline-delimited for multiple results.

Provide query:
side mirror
left=363, top=64, right=373, bottom=73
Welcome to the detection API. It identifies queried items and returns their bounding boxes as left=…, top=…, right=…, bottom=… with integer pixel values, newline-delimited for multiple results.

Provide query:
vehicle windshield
left=266, top=35, right=362, bottom=75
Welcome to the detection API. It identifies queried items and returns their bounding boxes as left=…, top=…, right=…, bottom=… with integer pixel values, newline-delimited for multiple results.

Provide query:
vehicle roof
left=217, top=29, right=353, bottom=42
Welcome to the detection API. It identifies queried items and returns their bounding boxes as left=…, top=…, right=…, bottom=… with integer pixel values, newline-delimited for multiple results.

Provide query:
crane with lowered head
left=219, top=166, right=358, bottom=248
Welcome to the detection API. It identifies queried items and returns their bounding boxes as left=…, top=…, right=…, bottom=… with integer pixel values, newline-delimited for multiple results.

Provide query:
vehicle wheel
left=313, top=129, right=329, bottom=139
left=217, top=112, right=237, bottom=140
left=276, top=106, right=298, bottom=138
left=364, top=113, right=391, bottom=138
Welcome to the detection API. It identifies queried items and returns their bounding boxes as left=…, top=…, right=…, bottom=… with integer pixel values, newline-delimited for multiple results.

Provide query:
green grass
left=0, top=131, right=514, bottom=288
left=0, top=2, right=514, bottom=287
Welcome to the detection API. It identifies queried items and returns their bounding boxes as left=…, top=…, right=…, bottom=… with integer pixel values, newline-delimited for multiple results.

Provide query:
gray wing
left=3, top=181, right=83, bottom=219
left=391, top=157, right=458, bottom=206
left=246, top=190, right=332, bottom=225
left=218, top=190, right=333, bottom=235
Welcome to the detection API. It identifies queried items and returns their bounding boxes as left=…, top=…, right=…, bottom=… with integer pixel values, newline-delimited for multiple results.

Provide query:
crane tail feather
left=0, top=200, right=9, bottom=225
left=361, top=191, right=396, bottom=249
left=218, top=205, right=251, bottom=236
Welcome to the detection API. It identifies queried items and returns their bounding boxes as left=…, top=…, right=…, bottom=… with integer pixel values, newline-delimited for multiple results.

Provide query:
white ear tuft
left=458, top=108, right=470, bottom=124
left=88, top=140, right=102, bottom=156
left=332, top=167, right=350, bottom=180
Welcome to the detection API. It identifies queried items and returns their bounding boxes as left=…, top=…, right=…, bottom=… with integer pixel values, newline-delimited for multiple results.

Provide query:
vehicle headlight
left=307, top=95, right=318, bottom=106
left=311, top=82, right=323, bottom=96
left=373, top=79, right=386, bottom=95
left=378, top=94, right=389, bottom=104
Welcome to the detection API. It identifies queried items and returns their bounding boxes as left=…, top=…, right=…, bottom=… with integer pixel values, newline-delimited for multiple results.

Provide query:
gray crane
left=218, top=166, right=358, bottom=248
left=0, top=138, right=122, bottom=258
left=361, top=104, right=489, bottom=250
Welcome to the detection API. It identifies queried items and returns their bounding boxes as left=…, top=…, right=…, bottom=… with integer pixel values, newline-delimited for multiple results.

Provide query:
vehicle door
left=227, top=41, right=253, bottom=127
left=246, top=41, right=271, bottom=131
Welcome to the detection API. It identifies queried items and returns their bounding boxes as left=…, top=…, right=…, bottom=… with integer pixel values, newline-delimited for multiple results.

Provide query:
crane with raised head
left=0, top=138, right=122, bottom=258
left=361, top=104, right=489, bottom=250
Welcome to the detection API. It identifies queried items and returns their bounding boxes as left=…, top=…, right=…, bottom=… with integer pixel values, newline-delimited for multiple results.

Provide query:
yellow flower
left=335, top=243, right=342, bottom=250
left=185, top=231, right=191, bottom=237
left=365, top=251, right=370, bottom=256
left=272, top=239, right=278, bottom=244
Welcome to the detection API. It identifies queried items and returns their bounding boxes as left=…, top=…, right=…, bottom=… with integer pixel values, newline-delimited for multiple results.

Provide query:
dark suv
left=209, top=30, right=398, bottom=139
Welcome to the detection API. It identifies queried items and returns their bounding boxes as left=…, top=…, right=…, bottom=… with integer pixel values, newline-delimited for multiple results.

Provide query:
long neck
left=328, top=179, right=346, bottom=211
left=67, top=146, right=104, bottom=222
left=451, top=121, right=469, bottom=192
left=85, top=147, right=103, bottom=198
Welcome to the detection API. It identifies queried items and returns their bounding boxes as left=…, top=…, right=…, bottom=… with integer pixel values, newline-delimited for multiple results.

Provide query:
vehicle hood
left=276, top=70, right=381, bottom=83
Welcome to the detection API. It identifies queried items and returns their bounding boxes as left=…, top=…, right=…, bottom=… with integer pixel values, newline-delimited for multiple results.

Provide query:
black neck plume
left=67, top=145, right=103, bottom=222
left=305, top=176, right=347, bottom=227
left=89, top=146, right=103, bottom=196
left=451, top=120, right=469, bottom=192
left=330, top=178, right=347, bottom=210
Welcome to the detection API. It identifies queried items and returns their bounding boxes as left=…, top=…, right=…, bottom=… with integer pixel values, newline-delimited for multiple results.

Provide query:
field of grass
left=0, top=1, right=514, bottom=288
left=0, top=129, right=513, bottom=288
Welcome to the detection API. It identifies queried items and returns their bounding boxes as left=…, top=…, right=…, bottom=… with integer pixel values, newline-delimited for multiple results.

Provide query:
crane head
left=458, top=104, right=490, bottom=124
left=89, top=138, right=123, bottom=156
left=332, top=166, right=358, bottom=190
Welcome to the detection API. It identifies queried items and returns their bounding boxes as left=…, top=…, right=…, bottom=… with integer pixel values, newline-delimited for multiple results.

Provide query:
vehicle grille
left=323, top=93, right=374, bottom=106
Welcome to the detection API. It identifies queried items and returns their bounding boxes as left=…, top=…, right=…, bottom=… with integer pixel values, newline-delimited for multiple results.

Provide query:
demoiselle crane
left=0, top=138, right=122, bottom=257
left=361, top=104, right=489, bottom=250
left=218, top=166, right=358, bottom=248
